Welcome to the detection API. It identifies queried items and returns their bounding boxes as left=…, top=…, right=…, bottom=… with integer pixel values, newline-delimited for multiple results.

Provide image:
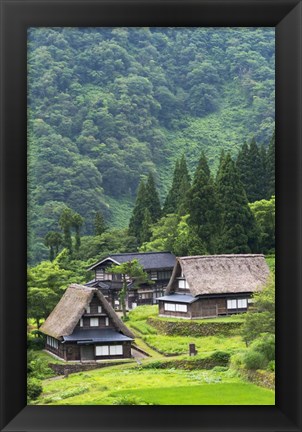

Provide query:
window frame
left=90, top=317, right=99, bottom=327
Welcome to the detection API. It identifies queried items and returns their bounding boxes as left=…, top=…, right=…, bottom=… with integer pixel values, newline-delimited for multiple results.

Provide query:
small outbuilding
left=40, top=284, right=134, bottom=361
left=157, top=254, right=270, bottom=319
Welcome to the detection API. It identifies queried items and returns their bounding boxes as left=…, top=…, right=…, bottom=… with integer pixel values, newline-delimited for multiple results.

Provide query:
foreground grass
left=36, top=363, right=274, bottom=405
left=113, top=383, right=274, bottom=405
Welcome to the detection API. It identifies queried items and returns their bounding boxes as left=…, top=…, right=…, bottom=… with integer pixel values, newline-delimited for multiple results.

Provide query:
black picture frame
left=0, top=0, right=301, bottom=431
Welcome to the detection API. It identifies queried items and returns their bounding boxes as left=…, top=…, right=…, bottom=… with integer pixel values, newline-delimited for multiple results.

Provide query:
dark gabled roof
left=85, top=280, right=122, bottom=290
left=63, top=328, right=133, bottom=343
left=156, top=294, right=198, bottom=304
left=87, top=251, right=176, bottom=271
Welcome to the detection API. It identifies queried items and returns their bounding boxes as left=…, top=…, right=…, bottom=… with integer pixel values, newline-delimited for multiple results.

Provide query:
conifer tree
left=129, top=174, right=162, bottom=245
left=247, top=138, right=266, bottom=202
left=128, top=180, right=147, bottom=242
left=163, top=159, right=180, bottom=215
left=94, top=211, right=107, bottom=236
left=237, top=139, right=267, bottom=203
left=236, top=142, right=250, bottom=194
left=216, top=154, right=259, bottom=253
left=163, top=155, right=191, bottom=215
left=73, top=213, right=84, bottom=251
left=44, top=231, right=63, bottom=261
left=266, top=131, right=275, bottom=199
left=59, top=208, right=74, bottom=253
left=145, top=173, right=161, bottom=222
left=141, top=209, right=153, bottom=244
left=188, top=152, right=220, bottom=253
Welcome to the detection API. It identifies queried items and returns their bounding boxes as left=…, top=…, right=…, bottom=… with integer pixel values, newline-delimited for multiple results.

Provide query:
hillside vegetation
left=28, top=27, right=275, bottom=263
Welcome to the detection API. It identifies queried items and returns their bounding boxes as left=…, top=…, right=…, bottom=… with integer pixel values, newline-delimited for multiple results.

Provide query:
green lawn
left=143, top=334, right=245, bottom=356
left=113, top=383, right=275, bottom=405
left=36, top=364, right=274, bottom=405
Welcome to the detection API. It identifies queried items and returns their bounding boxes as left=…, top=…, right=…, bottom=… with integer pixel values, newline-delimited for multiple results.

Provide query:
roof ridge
left=179, top=254, right=265, bottom=260
left=110, top=251, right=173, bottom=256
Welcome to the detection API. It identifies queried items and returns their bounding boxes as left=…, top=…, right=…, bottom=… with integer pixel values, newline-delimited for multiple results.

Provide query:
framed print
left=0, top=0, right=301, bottom=431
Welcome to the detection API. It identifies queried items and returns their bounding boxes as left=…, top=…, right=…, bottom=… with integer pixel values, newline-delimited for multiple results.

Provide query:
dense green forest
left=28, top=27, right=275, bottom=263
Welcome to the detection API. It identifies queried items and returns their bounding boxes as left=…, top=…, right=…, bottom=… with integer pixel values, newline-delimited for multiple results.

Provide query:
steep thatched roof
left=40, top=284, right=134, bottom=339
left=166, top=254, right=270, bottom=296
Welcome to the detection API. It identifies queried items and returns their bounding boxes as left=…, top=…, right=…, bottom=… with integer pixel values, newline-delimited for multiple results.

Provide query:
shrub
left=113, top=395, right=154, bottom=405
left=230, top=352, right=245, bottom=369
left=128, top=305, right=158, bottom=322
left=27, top=333, right=45, bottom=351
left=242, top=350, right=267, bottom=370
left=212, top=366, right=229, bottom=372
left=27, top=350, right=54, bottom=379
left=27, top=377, right=43, bottom=401
left=267, top=360, right=275, bottom=372
left=209, top=351, right=230, bottom=365
left=250, top=334, right=275, bottom=362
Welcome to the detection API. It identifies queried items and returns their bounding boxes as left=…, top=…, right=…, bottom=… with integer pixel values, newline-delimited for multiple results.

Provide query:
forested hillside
left=28, top=27, right=275, bottom=263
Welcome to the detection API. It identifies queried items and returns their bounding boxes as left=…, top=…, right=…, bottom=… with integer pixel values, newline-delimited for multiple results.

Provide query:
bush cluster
left=27, top=332, right=45, bottom=351
left=27, top=377, right=43, bottom=402
left=231, top=334, right=275, bottom=372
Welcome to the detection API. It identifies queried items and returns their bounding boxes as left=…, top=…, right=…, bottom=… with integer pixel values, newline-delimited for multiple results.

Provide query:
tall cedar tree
left=58, top=208, right=74, bottom=253
left=216, top=153, right=259, bottom=253
left=266, top=131, right=275, bottom=199
left=141, top=209, right=153, bottom=243
left=163, top=155, right=191, bottom=215
left=128, top=175, right=161, bottom=245
left=44, top=231, right=63, bottom=261
left=73, top=213, right=84, bottom=251
left=237, top=138, right=268, bottom=203
left=145, top=173, right=162, bottom=222
left=94, top=211, right=107, bottom=236
left=247, top=138, right=266, bottom=202
left=236, top=142, right=250, bottom=195
left=188, top=152, right=220, bottom=254
left=128, top=180, right=147, bottom=243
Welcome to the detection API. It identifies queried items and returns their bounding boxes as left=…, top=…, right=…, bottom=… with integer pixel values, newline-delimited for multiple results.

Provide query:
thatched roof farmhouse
left=157, top=254, right=270, bottom=319
left=40, top=284, right=134, bottom=361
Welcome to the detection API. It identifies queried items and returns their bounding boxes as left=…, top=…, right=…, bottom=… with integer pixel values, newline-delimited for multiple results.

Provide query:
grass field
left=143, top=334, right=245, bottom=356
left=113, top=383, right=275, bottom=405
left=36, top=363, right=274, bottom=405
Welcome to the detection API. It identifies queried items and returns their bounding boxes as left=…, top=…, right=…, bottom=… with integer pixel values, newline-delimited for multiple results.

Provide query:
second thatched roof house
left=40, top=284, right=134, bottom=362
left=157, top=254, right=270, bottom=319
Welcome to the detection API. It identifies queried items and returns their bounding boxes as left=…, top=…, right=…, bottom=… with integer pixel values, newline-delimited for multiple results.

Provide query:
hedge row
left=147, top=318, right=243, bottom=337
left=142, top=351, right=230, bottom=370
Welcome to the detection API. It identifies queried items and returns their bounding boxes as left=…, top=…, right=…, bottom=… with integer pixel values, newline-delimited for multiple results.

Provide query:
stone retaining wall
left=243, top=369, right=275, bottom=390
left=49, top=360, right=133, bottom=375
left=148, top=317, right=243, bottom=337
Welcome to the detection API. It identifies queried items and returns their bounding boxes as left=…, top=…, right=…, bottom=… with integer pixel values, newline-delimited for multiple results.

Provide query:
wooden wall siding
left=66, top=343, right=80, bottom=361
left=45, top=341, right=66, bottom=360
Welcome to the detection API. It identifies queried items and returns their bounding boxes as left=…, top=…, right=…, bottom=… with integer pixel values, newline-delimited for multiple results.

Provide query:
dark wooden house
left=157, top=254, right=270, bottom=319
left=40, top=284, right=134, bottom=361
left=86, top=252, right=176, bottom=310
